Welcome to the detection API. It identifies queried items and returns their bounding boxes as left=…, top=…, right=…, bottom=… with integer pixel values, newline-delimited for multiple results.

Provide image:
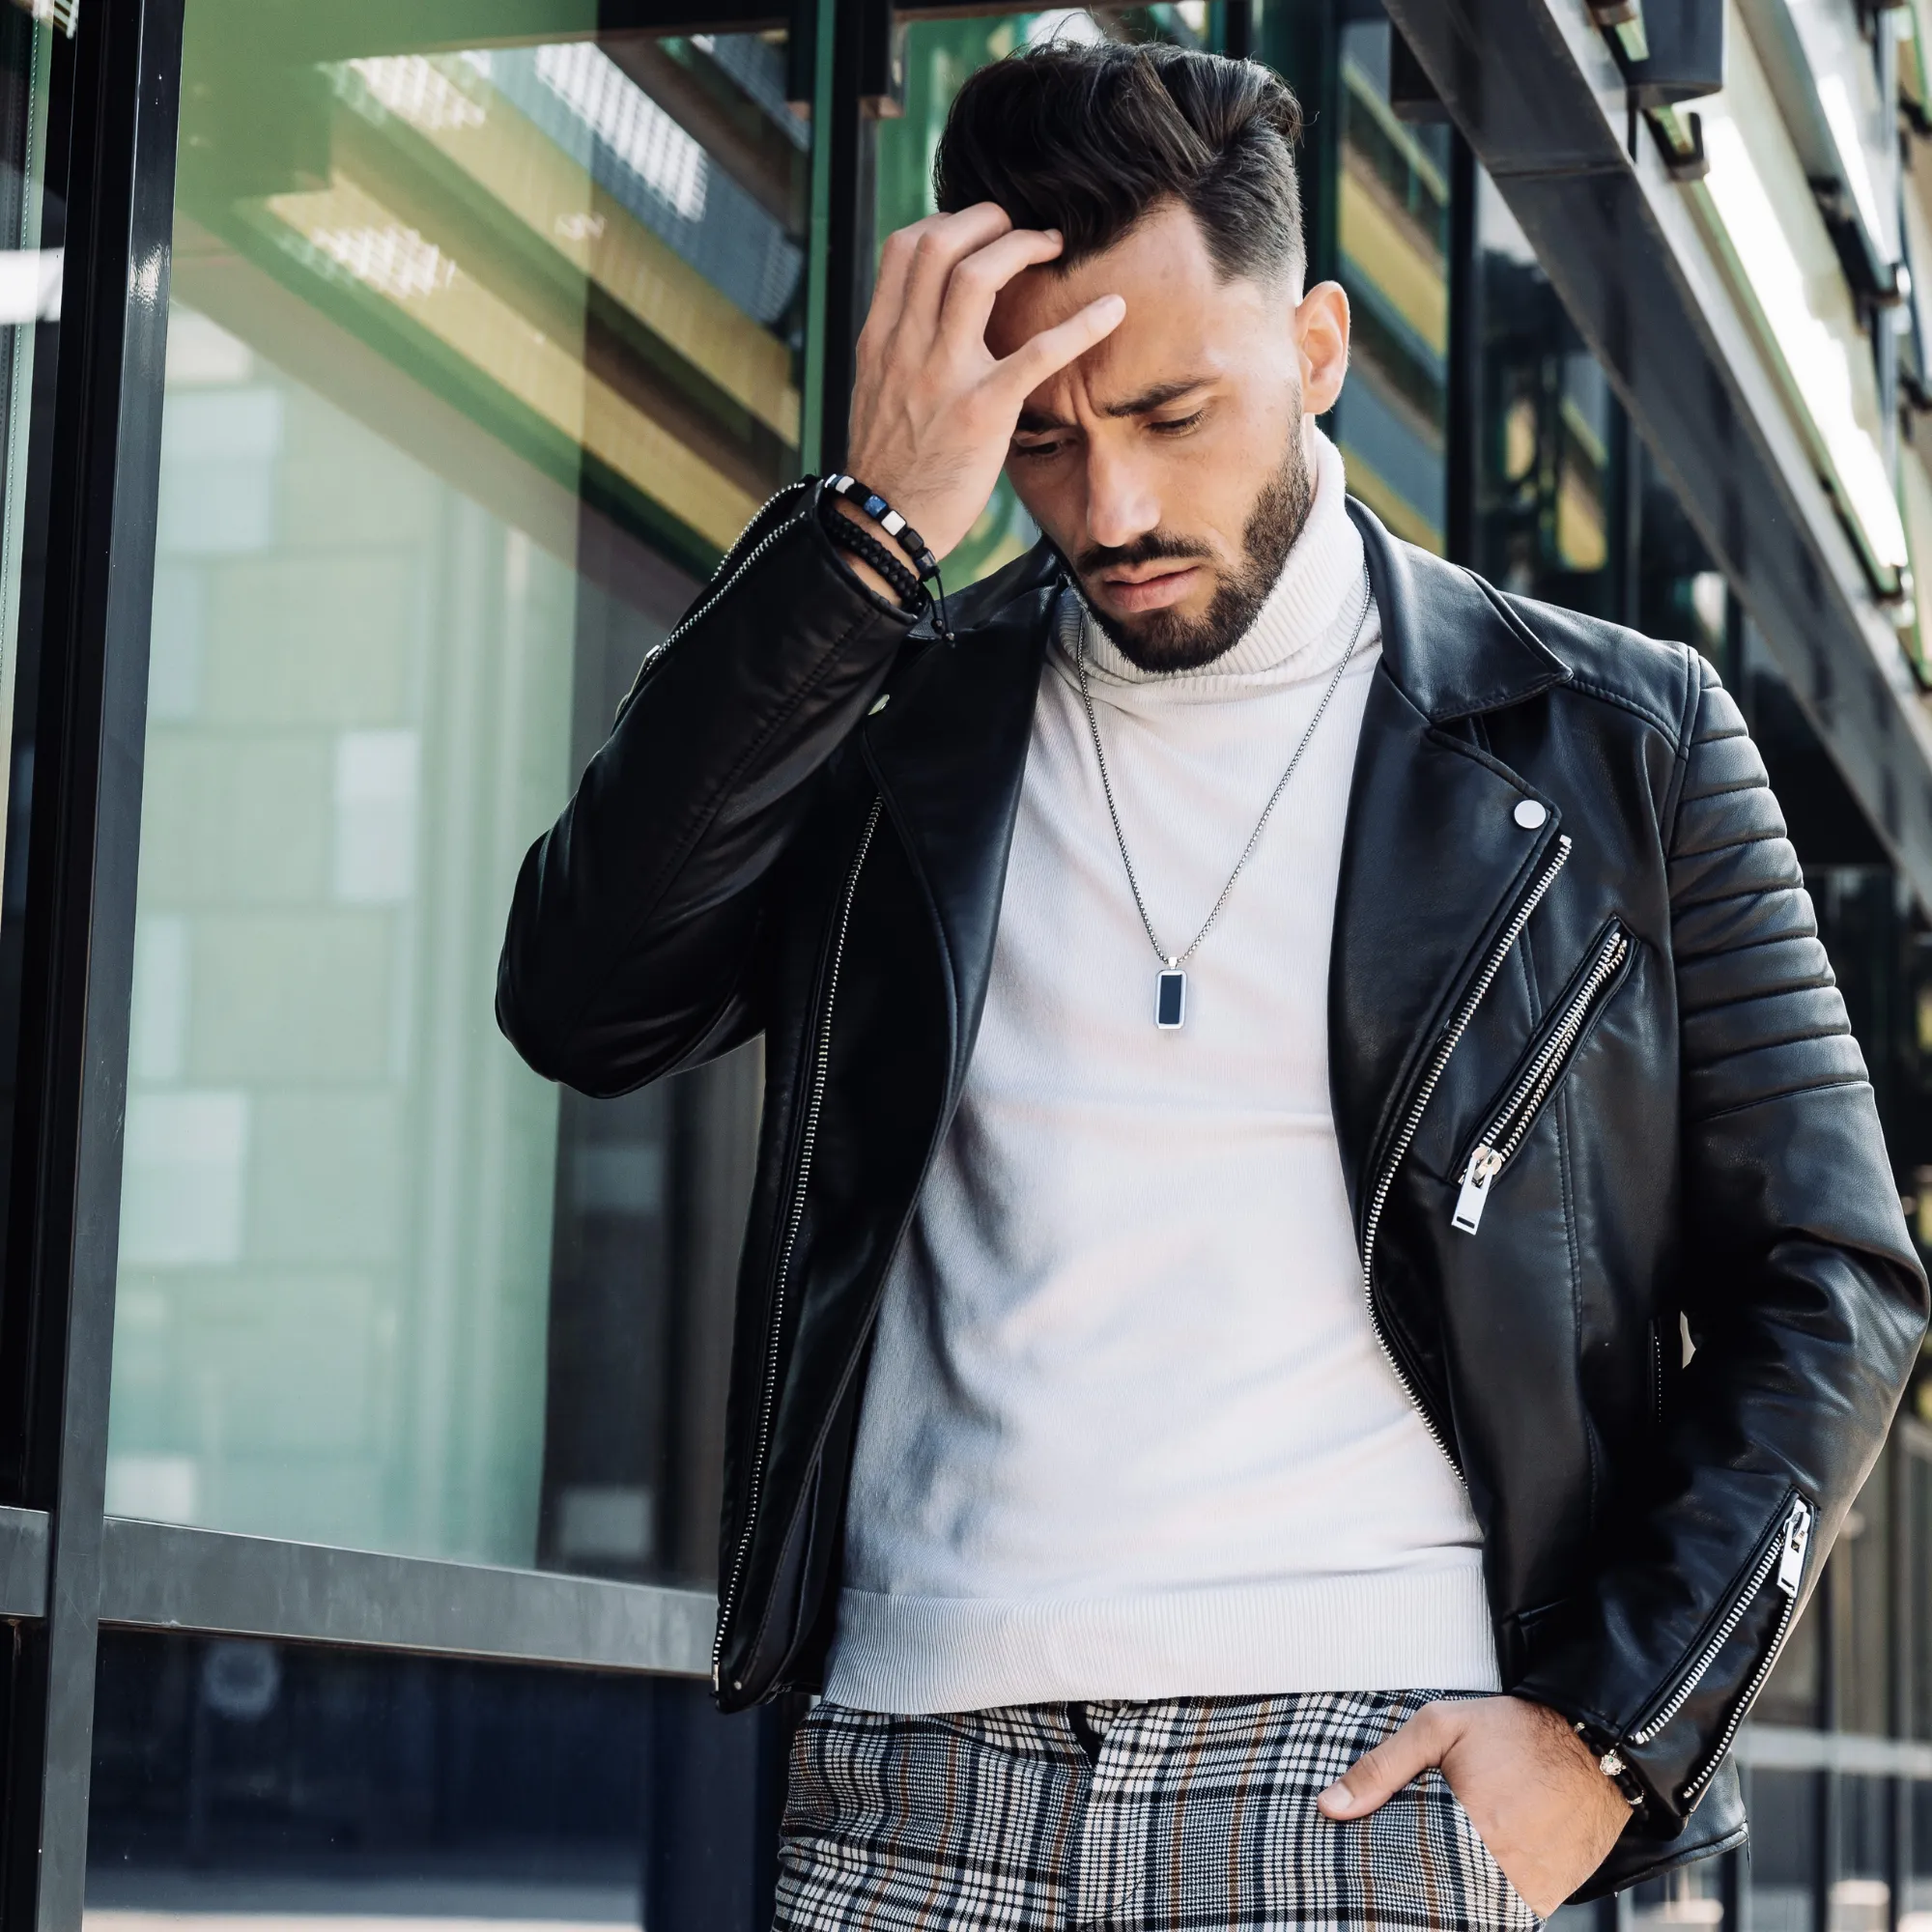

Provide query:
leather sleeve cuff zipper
left=1622, top=1493, right=1813, bottom=1809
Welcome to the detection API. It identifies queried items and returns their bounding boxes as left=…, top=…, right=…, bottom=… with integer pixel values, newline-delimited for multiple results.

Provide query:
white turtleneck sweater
left=822, top=433, right=1498, bottom=1714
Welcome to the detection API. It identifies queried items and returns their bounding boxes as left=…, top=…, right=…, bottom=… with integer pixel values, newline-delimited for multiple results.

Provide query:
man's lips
left=1094, top=562, right=1206, bottom=613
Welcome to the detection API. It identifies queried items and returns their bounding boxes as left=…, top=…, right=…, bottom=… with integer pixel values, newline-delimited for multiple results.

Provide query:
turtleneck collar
left=1053, top=428, right=1370, bottom=693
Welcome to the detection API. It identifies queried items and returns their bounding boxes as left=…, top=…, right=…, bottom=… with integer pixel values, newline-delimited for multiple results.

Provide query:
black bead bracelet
left=821, top=497, right=923, bottom=609
left=825, top=473, right=940, bottom=582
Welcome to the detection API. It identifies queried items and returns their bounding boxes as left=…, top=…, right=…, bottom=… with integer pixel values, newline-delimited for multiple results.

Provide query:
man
left=497, top=40, right=1927, bottom=1925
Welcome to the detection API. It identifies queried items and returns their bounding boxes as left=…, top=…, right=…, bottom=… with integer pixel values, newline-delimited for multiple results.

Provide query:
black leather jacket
left=498, top=479, right=1927, bottom=1898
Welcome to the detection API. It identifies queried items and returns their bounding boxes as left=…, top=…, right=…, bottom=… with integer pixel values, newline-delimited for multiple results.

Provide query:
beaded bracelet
left=825, top=474, right=939, bottom=581
left=821, top=497, right=923, bottom=609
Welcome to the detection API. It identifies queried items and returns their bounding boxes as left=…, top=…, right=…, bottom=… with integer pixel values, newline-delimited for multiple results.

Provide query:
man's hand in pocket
left=1318, top=1695, right=1632, bottom=1915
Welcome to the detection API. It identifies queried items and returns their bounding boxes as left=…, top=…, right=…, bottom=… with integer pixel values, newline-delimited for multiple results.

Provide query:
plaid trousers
left=774, top=1690, right=1540, bottom=1932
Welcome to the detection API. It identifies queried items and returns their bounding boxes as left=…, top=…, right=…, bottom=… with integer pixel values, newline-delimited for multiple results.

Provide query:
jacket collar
left=861, top=498, right=1573, bottom=1104
left=1347, top=498, right=1572, bottom=721
left=928, top=496, right=1576, bottom=723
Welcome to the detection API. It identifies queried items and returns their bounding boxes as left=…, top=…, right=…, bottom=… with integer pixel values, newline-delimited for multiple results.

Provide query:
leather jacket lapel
left=856, top=500, right=1577, bottom=1202
left=1329, top=502, right=1574, bottom=1226
left=1327, top=668, right=1564, bottom=1226
left=861, top=588, right=1054, bottom=1101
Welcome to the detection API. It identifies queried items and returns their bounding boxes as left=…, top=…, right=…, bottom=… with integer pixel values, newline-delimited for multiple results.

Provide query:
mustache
left=1072, top=531, right=1216, bottom=576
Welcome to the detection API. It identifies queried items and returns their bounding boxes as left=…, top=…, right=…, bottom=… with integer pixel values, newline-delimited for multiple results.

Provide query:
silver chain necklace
left=1074, top=562, right=1373, bottom=1030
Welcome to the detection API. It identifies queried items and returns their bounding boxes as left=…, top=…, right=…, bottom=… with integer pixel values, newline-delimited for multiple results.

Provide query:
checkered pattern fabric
left=775, top=1689, right=1539, bottom=1931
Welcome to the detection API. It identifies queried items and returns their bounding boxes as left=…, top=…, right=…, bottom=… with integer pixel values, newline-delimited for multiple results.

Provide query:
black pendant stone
left=1155, top=969, right=1186, bottom=1030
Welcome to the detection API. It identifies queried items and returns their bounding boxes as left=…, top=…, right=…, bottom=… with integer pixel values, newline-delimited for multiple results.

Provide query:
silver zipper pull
left=1776, top=1501, right=1812, bottom=1596
left=1452, top=1147, right=1505, bottom=1234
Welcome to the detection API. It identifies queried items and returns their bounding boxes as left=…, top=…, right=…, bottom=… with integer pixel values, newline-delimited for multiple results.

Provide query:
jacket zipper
left=1649, top=1318, right=1664, bottom=1426
left=1359, top=835, right=1572, bottom=1465
left=1451, top=922, right=1631, bottom=1235
left=619, top=488, right=810, bottom=719
left=710, top=796, right=883, bottom=1695
left=1628, top=1495, right=1812, bottom=1801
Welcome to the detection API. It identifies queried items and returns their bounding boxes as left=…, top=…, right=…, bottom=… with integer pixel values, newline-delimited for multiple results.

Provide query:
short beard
left=1075, top=431, right=1315, bottom=674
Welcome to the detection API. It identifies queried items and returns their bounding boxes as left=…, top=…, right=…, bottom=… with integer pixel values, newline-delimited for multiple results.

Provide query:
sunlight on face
left=986, top=198, right=1349, bottom=670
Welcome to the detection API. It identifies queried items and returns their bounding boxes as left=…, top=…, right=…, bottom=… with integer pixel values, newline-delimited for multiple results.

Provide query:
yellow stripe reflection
left=266, top=176, right=759, bottom=551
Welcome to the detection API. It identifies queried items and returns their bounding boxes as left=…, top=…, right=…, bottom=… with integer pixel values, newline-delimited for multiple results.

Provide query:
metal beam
left=14, top=0, right=182, bottom=1915
left=96, top=1518, right=716, bottom=1677
left=1737, top=1724, right=1932, bottom=1777
left=1384, top=0, right=1932, bottom=912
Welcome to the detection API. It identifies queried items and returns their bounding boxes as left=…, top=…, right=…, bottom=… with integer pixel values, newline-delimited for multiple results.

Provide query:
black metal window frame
left=0, top=4, right=1925, bottom=1931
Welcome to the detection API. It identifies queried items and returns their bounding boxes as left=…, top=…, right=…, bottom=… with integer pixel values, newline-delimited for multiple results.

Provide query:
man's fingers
left=1316, top=1707, right=1450, bottom=1822
left=993, top=294, right=1126, bottom=397
left=937, top=225, right=1066, bottom=344
left=898, top=202, right=1014, bottom=331
left=867, top=213, right=947, bottom=343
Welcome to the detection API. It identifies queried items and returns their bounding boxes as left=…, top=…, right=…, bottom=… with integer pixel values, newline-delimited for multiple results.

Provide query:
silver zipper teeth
left=1629, top=1498, right=1809, bottom=1747
left=1359, top=835, right=1573, bottom=1462
left=1463, top=927, right=1629, bottom=1179
left=1681, top=1580, right=1801, bottom=1803
left=711, top=797, right=883, bottom=1693
left=624, top=491, right=808, bottom=712
left=1649, top=1321, right=1664, bottom=1425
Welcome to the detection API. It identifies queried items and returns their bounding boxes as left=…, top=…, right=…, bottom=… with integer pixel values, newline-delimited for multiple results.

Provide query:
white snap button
left=1514, top=798, right=1548, bottom=830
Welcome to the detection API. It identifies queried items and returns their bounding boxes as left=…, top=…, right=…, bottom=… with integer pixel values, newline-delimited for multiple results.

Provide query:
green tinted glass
left=108, top=3, right=800, bottom=1574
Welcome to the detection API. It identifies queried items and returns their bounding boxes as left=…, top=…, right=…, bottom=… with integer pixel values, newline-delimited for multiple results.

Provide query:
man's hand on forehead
left=833, top=205, right=1124, bottom=592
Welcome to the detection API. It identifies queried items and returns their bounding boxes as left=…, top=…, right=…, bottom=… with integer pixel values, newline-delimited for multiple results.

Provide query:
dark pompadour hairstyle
left=933, top=41, right=1305, bottom=284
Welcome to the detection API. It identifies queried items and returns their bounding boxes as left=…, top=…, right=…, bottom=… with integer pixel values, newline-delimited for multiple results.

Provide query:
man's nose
left=1082, top=443, right=1161, bottom=554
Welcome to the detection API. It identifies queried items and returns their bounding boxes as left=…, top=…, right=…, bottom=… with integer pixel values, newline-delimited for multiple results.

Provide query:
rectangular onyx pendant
left=1155, top=968, right=1187, bottom=1030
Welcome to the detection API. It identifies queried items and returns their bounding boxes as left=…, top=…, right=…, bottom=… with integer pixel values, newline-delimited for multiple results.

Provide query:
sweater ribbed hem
left=821, top=1564, right=1503, bottom=1715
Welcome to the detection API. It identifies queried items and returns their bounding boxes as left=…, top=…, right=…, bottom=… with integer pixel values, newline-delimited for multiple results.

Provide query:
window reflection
left=1331, top=20, right=1448, bottom=553
left=1631, top=1858, right=1725, bottom=1927
left=106, top=10, right=801, bottom=1575
left=1833, top=1450, right=1893, bottom=1741
left=1834, top=1776, right=1890, bottom=1932
left=86, top=1633, right=772, bottom=1932
left=1751, top=1770, right=1822, bottom=1932
left=1475, top=172, right=1620, bottom=609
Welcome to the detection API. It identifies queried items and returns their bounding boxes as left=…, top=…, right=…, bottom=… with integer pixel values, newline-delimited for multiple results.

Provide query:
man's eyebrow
left=1101, top=377, right=1213, bottom=418
left=1013, top=379, right=1215, bottom=438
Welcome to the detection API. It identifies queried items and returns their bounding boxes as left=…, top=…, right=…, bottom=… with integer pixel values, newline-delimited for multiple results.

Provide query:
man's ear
left=1294, top=281, right=1350, bottom=417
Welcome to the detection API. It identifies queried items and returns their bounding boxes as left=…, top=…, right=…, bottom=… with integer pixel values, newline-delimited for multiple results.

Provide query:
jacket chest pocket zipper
left=1628, top=1494, right=1812, bottom=1804
left=1452, top=921, right=1632, bottom=1235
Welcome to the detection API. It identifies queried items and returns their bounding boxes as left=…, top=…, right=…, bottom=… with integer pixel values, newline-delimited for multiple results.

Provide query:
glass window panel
left=1909, top=1778, right=1932, bottom=1923
left=105, top=3, right=805, bottom=1574
left=1474, top=169, right=1626, bottom=612
left=875, top=8, right=1217, bottom=588
left=1908, top=1428, right=1932, bottom=1743
left=1634, top=440, right=1728, bottom=662
left=86, top=1631, right=773, bottom=1931
left=1833, top=1776, right=1891, bottom=1932
left=1330, top=20, right=1449, bottom=554
left=1832, top=1446, right=1893, bottom=1739
left=1631, top=1855, right=1726, bottom=1928
left=1748, top=1770, right=1821, bottom=1932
